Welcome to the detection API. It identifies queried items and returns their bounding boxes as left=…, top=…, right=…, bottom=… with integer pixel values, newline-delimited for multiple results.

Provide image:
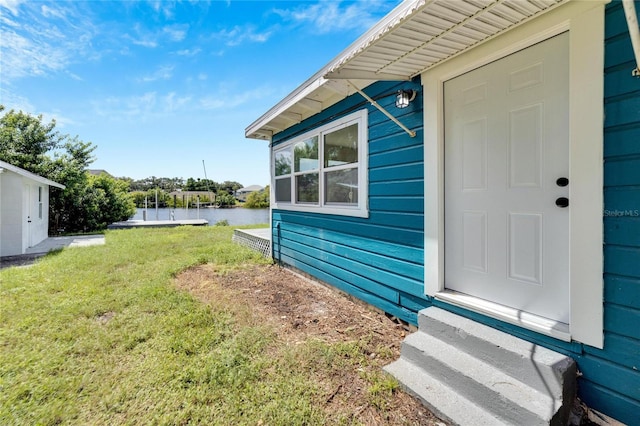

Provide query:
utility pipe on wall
left=622, top=0, right=640, bottom=77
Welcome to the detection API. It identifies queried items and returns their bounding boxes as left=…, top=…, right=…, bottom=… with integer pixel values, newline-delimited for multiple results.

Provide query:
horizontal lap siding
left=579, top=3, right=640, bottom=423
left=271, top=80, right=428, bottom=322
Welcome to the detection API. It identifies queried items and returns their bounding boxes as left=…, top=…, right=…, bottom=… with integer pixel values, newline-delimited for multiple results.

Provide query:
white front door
left=444, top=33, right=570, bottom=324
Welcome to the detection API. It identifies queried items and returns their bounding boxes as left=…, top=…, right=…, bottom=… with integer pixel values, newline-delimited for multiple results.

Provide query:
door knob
left=556, top=197, right=569, bottom=208
left=556, top=177, right=569, bottom=187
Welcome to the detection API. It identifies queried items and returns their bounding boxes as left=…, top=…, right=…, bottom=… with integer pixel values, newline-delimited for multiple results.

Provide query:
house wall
left=0, top=171, right=24, bottom=256
left=271, top=80, right=428, bottom=324
left=269, top=4, right=639, bottom=423
left=0, top=171, right=51, bottom=256
left=575, top=2, right=640, bottom=422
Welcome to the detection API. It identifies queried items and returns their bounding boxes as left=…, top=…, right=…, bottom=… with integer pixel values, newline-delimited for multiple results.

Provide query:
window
left=272, top=109, right=368, bottom=217
left=38, top=186, right=43, bottom=219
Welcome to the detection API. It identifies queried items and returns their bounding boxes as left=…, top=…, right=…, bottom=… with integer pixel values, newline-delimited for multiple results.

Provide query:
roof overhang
left=245, top=0, right=568, bottom=141
left=0, top=160, right=66, bottom=189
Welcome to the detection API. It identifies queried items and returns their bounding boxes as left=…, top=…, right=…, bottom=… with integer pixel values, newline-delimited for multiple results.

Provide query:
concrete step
left=386, top=307, right=576, bottom=425
left=385, top=359, right=512, bottom=426
left=418, top=307, right=575, bottom=398
left=399, top=331, right=557, bottom=425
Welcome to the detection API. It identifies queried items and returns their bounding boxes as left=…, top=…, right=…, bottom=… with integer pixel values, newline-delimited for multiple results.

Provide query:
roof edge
left=245, top=0, right=428, bottom=140
left=0, top=160, right=66, bottom=189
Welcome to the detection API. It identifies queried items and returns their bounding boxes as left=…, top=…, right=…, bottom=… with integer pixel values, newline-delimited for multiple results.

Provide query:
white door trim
left=423, top=0, right=605, bottom=349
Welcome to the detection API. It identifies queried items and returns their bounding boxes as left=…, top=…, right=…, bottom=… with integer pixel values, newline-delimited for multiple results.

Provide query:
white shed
left=0, top=160, right=65, bottom=257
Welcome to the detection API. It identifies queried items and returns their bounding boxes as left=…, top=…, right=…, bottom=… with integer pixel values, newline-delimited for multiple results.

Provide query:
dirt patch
left=175, top=263, right=446, bottom=426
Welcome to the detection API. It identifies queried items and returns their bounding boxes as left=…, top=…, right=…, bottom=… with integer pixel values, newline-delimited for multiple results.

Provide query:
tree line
left=122, top=177, right=247, bottom=208
left=0, top=107, right=269, bottom=234
left=121, top=176, right=243, bottom=194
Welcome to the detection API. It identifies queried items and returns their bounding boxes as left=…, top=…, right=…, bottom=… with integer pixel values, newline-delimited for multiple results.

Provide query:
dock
left=107, top=219, right=208, bottom=229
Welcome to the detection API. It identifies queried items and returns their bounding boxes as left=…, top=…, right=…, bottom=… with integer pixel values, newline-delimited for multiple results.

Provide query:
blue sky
left=0, top=0, right=400, bottom=187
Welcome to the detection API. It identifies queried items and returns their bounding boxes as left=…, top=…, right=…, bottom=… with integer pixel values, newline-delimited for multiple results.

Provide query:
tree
left=0, top=106, right=136, bottom=233
left=184, top=177, right=217, bottom=192
left=244, top=186, right=270, bottom=209
left=216, top=193, right=236, bottom=208
left=0, top=106, right=62, bottom=176
left=219, top=180, right=243, bottom=195
left=87, top=173, right=136, bottom=229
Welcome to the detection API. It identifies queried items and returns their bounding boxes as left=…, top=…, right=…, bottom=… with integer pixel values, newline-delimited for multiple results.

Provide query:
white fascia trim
left=246, top=76, right=327, bottom=140
left=423, top=0, right=606, bottom=349
left=0, top=160, right=65, bottom=189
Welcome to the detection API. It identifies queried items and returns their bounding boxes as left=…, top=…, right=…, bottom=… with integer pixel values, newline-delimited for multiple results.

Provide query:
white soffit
left=245, top=0, right=567, bottom=141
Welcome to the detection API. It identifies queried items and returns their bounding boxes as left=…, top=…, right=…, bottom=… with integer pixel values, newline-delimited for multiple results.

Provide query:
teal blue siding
left=271, top=80, right=428, bottom=322
left=578, top=2, right=640, bottom=423
left=269, top=3, right=640, bottom=423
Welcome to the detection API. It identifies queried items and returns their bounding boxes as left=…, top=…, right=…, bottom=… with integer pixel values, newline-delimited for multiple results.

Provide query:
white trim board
left=422, top=1, right=605, bottom=349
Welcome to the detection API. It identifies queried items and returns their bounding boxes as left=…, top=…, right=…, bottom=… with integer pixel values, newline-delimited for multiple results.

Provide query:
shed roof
left=245, top=0, right=567, bottom=141
left=0, top=160, right=65, bottom=189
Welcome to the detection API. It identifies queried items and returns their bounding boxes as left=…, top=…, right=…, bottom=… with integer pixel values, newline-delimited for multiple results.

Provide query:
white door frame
left=423, top=1, right=605, bottom=349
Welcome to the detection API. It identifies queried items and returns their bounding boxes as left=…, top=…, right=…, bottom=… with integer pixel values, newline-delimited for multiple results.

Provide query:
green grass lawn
left=1, top=226, right=343, bottom=425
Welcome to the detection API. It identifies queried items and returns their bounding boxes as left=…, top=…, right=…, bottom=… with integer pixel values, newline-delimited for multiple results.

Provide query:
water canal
left=131, top=207, right=269, bottom=226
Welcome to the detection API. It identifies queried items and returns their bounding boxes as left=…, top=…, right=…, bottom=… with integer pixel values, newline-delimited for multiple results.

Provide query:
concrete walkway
left=1, top=235, right=105, bottom=269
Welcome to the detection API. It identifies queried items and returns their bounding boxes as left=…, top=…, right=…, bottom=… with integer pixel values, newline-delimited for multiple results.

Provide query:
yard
left=0, top=226, right=442, bottom=425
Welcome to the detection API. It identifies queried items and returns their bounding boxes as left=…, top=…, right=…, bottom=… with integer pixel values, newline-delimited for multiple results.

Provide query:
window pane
left=324, top=123, right=358, bottom=168
left=296, top=173, right=319, bottom=204
left=325, top=168, right=358, bottom=204
left=275, top=178, right=291, bottom=202
left=294, top=136, right=319, bottom=172
left=275, top=150, right=292, bottom=176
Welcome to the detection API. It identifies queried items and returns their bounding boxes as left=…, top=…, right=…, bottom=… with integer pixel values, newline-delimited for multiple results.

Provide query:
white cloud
left=0, top=87, right=34, bottom=113
left=127, top=23, right=189, bottom=49
left=40, top=4, right=66, bottom=20
left=67, top=72, right=83, bottom=81
left=0, top=87, right=74, bottom=128
left=0, top=1, right=98, bottom=81
left=131, top=37, right=158, bottom=48
left=140, top=65, right=175, bottom=82
left=163, top=92, right=191, bottom=112
left=0, top=13, right=19, bottom=27
left=148, top=0, right=174, bottom=19
left=163, top=24, right=188, bottom=42
left=40, top=110, right=76, bottom=128
left=93, top=92, right=158, bottom=120
left=274, top=0, right=394, bottom=34
left=212, top=25, right=272, bottom=47
left=0, top=0, right=23, bottom=16
left=199, top=86, right=276, bottom=110
left=175, top=48, right=201, bottom=57
left=92, top=91, right=192, bottom=122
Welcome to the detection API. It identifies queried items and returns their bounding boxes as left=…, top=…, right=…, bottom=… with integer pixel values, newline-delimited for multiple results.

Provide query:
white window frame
left=38, top=186, right=43, bottom=219
left=271, top=109, right=369, bottom=218
left=423, top=1, right=605, bottom=348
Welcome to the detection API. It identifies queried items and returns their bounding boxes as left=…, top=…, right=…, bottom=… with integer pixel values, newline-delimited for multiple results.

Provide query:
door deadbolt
left=556, top=177, right=569, bottom=187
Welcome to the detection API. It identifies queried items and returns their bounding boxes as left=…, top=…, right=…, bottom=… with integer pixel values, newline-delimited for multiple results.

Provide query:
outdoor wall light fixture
left=395, top=89, right=417, bottom=108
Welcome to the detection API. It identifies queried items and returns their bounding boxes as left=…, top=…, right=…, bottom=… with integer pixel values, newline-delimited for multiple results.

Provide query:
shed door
left=23, top=183, right=32, bottom=250
left=444, top=33, right=570, bottom=324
